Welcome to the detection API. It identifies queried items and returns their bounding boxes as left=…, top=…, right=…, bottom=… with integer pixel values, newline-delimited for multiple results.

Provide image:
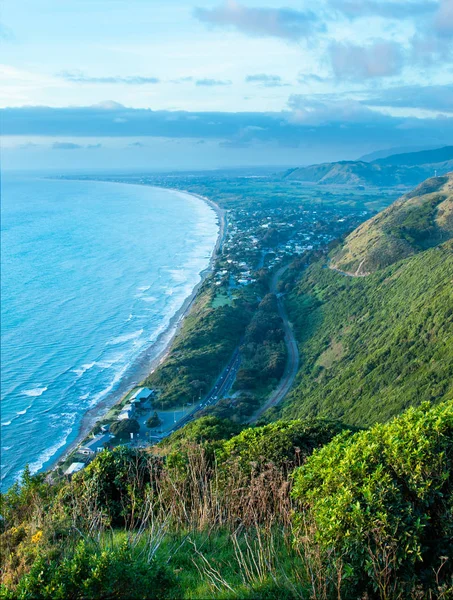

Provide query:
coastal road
left=250, top=265, right=300, bottom=422
left=149, top=348, right=241, bottom=440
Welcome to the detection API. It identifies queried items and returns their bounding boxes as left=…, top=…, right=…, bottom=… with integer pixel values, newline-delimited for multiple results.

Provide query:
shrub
left=218, top=419, right=347, bottom=475
left=1, top=539, right=174, bottom=599
left=110, top=418, right=140, bottom=440
left=65, top=447, right=162, bottom=528
left=292, top=401, right=453, bottom=598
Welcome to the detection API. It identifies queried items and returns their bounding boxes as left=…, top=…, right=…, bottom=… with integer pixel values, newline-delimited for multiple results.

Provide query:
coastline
left=51, top=185, right=225, bottom=471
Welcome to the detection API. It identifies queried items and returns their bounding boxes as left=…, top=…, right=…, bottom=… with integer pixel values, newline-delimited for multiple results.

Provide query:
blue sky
left=2, top=0, right=453, bottom=170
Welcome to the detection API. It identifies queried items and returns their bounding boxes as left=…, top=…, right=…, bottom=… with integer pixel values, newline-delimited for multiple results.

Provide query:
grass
left=282, top=240, right=453, bottom=427
left=212, top=291, right=233, bottom=308
left=330, top=174, right=452, bottom=274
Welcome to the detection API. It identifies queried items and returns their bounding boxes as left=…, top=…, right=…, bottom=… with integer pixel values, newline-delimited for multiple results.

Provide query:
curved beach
left=50, top=186, right=225, bottom=470
left=1, top=177, right=223, bottom=487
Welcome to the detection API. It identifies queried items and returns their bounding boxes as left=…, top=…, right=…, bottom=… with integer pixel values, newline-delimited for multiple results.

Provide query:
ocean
left=0, top=175, right=218, bottom=488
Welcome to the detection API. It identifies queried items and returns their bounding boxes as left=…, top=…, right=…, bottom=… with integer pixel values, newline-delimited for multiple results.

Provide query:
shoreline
left=51, top=184, right=225, bottom=471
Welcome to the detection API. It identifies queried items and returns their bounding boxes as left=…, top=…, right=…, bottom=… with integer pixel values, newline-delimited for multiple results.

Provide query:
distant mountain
left=373, top=146, right=453, bottom=167
left=284, top=146, right=453, bottom=187
left=359, top=145, right=437, bottom=162
left=330, top=173, right=453, bottom=275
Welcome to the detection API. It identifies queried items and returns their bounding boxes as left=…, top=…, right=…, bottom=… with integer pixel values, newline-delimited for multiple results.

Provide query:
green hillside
left=283, top=153, right=453, bottom=187
left=330, top=173, right=453, bottom=275
left=280, top=239, right=453, bottom=427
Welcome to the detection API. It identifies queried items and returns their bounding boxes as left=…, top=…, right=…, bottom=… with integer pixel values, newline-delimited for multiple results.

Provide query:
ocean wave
left=137, top=285, right=151, bottom=292
left=2, top=447, right=12, bottom=452
left=1, top=421, right=12, bottom=427
left=88, top=362, right=130, bottom=408
left=28, top=426, right=74, bottom=476
left=21, top=386, right=47, bottom=397
left=71, top=362, right=95, bottom=377
left=107, top=329, right=143, bottom=345
left=141, top=296, right=158, bottom=303
left=79, top=393, right=90, bottom=400
left=168, top=269, right=188, bottom=283
left=96, top=351, right=127, bottom=369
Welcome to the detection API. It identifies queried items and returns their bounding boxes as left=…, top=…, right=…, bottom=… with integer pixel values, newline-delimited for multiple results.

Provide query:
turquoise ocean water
left=1, top=175, right=218, bottom=488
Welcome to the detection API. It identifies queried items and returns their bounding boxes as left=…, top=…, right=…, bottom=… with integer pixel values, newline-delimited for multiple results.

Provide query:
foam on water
left=21, top=386, right=48, bottom=397
left=1, top=176, right=218, bottom=488
left=107, top=329, right=144, bottom=345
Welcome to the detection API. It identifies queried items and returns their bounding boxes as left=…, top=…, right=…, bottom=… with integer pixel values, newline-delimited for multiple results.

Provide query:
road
left=149, top=348, right=241, bottom=440
left=250, top=265, right=300, bottom=422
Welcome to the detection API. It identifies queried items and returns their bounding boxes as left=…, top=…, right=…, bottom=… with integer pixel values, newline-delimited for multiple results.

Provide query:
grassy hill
left=330, top=173, right=453, bottom=274
left=284, top=147, right=453, bottom=187
left=282, top=241, right=453, bottom=427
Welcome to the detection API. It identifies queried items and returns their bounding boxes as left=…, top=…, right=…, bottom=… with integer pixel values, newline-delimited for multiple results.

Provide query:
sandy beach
left=51, top=187, right=225, bottom=470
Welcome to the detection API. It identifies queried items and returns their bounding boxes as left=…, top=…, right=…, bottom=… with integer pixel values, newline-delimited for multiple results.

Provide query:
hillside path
left=250, top=265, right=300, bottom=422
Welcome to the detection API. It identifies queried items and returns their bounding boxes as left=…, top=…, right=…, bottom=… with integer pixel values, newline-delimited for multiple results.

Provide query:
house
left=118, top=403, right=135, bottom=420
left=64, top=462, right=85, bottom=476
left=130, top=387, right=154, bottom=404
left=79, top=433, right=113, bottom=455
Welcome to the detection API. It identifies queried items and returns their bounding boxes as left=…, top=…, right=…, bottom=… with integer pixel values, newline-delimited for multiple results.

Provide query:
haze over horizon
left=2, top=0, right=453, bottom=170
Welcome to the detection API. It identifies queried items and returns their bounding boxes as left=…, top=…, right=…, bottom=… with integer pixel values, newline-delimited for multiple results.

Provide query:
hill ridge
left=329, top=172, right=453, bottom=275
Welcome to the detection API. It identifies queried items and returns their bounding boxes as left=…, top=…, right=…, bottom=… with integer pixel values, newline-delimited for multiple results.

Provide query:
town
left=58, top=169, right=401, bottom=477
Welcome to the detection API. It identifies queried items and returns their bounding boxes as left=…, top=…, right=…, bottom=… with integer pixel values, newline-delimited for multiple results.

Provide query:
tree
left=146, top=411, right=162, bottom=429
left=110, top=419, right=140, bottom=440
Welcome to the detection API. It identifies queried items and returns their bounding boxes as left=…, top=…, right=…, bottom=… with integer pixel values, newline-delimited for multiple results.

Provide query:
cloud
left=193, top=1, right=324, bottom=42
left=288, top=94, right=382, bottom=126
left=329, top=40, right=404, bottom=79
left=245, top=74, right=287, bottom=87
left=329, top=0, right=437, bottom=20
left=52, top=141, right=103, bottom=150
left=410, top=33, right=453, bottom=65
left=4, top=102, right=453, bottom=155
left=18, top=142, right=39, bottom=150
left=408, top=0, right=453, bottom=65
left=298, top=73, right=330, bottom=85
left=195, top=78, right=232, bottom=86
left=58, top=71, right=160, bottom=84
left=364, top=83, right=453, bottom=113
left=171, top=76, right=194, bottom=83
left=52, top=142, right=83, bottom=150
left=434, top=0, right=453, bottom=37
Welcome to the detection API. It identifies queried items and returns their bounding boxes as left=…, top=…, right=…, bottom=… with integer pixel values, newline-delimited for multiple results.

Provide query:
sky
left=2, top=0, right=453, bottom=170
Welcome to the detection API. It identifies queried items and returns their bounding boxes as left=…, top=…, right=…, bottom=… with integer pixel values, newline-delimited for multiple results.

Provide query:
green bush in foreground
left=0, top=539, right=174, bottom=600
left=218, top=418, right=348, bottom=475
left=292, top=401, right=453, bottom=598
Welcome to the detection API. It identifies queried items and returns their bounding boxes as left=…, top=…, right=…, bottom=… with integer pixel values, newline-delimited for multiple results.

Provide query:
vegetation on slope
left=145, top=286, right=253, bottom=408
left=234, top=293, right=287, bottom=393
left=1, top=402, right=452, bottom=599
left=330, top=173, right=453, bottom=274
left=283, top=148, right=453, bottom=187
left=281, top=240, right=453, bottom=427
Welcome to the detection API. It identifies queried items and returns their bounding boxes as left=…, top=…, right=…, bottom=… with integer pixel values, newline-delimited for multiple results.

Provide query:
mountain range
left=284, top=146, right=453, bottom=187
